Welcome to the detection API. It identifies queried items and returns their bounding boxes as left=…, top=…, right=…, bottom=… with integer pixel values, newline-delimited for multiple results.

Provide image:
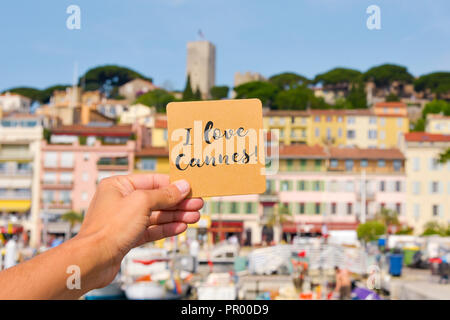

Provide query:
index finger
left=125, top=174, right=170, bottom=190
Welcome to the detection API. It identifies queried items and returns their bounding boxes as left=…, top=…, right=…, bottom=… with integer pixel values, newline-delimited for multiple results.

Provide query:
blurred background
left=0, top=0, right=449, bottom=300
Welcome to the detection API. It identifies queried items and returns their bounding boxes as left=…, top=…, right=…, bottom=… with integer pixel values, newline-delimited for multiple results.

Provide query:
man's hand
left=76, top=174, right=203, bottom=289
left=0, top=174, right=202, bottom=299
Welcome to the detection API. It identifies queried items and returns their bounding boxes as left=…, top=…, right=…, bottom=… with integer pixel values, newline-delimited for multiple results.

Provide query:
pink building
left=40, top=124, right=136, bottom=240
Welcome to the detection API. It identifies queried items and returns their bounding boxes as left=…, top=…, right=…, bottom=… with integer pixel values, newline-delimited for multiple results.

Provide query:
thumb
left=130, top=179, right=191, bottom=211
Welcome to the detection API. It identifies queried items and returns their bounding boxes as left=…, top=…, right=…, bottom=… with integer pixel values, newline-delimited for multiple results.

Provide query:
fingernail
left=174, top=180, right=190, bottom=194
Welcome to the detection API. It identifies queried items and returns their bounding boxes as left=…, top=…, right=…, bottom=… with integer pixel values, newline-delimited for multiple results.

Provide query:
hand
left=75, top=173, right=203, bottom=289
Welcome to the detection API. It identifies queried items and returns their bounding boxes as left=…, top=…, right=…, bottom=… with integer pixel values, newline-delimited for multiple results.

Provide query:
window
left=347, top=117, right=355, bottom=124
left=163, top=129, right=168, bottom=141
left=44, top=152, right=57, bottom=168
left=297, top=181, right=306, bottom=191
left=60, top=152, right=74, bottom=168
left=326, top=116, right=332, bottom=122
left=432, top=205, right=440, bottom=217
left=379, top=131, right=386, bottom=140
left=43, top=172, right=57, bottom=184
left=269, top=117, right=274, bottom=125
left=393, top=160, right=402, bottom=172
left=315, top=128, right=320, bottom=137
left=369, top=117, right=377, bottom=124
left=313, top=181, right=321, bottom=191
left=330, top=159, right=338, bottom=168
left=345, top=160, right=354, bottom=171
left=378, top=160, right=386, bottom=167
left=42, top=191, right=54, bottom=203
left=83, top=153, right=90, bottom=161
left=431, top=181, right=440, bottom=194
left=315, top=203, right=321, bottom=214
left=360, top=159, right=368, bottom=168
left=245, top=202, right=253, bottom=214
left=397, top=118, right=403, bottom=127
left=60, top=191, right=71, bottom=203
left=412, top=181, right=421, bottom=195
left=338, top=128, right=342, bottom=138
left=413, top=158, right=420, bottom=171
left=279, top=118, right=286, bottom=125
left=331, top=203, right=337, bottom=215
left=280, top=181, right=291, bottom=191
left=346, top=181, right=354, bottom=192
left=430, top=158, right=440, bottom=171
left=337, top=117, right=343, bottom=123
left=379, top=181, right=385, bottom=192
left=380, top=118, right=386, bottom=126
left=315, top=160, right=322, bottom=170
left=60, top=172, right=73, bottom=185
left=286, top=159, right=293, bottom=171
left=230, top=202, right=238, bottom=213
left=347, top=130, right=355, bottom=139
left=280, top=129, right=284, bottom=138
left=300, top=159, right=307, bottom=170
left=395, top=181, right=401, bottom=192
left=395, top=203, right=401, bottom=215
left=326, top=128, right=331, bottom=139
left=314, top=116, right=320, bottom=123
left=347, top=203, right=352, bottom=215
left=299, top=203, right=305, bottom=214
left=368, top=130, right=377, bottom=139
left=413, top=204, right=420, bottom=221
left=141, top=159, right=156, bottom=171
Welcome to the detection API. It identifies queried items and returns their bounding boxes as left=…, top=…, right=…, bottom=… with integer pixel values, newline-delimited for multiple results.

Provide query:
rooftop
left=51, top=124, right=133, bottom=137
left=278, top=144, right=327, bottom=158
left=136, top=146, right=169, bottom=157
left=374, top=102, right=407, bottom=109
left=329, top=147, right=405, bottom=160
left=404, top=132, right=450, bottom=142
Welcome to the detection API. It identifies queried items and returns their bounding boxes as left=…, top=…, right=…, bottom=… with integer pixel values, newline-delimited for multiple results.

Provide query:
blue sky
left=1, top=0, right=449, bottom=92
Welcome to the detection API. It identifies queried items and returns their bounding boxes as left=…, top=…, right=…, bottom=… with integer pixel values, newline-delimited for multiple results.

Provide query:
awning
left=282, top=221, right=359, bottom=233
left=0, top=200, right=31, bottom=212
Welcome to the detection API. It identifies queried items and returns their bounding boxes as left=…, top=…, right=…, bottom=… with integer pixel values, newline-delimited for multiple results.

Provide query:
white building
left=186, top=40, right=216, bottom=99
left=0, top=92, right=32, bottom=113
left=0, top=114, right=43, bottom=248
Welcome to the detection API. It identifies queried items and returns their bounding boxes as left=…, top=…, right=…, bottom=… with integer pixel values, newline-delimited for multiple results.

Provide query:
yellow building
left=263, top=110, right=309, bottom=145
left=307, top=110, right=347, bottom=146
left=402, top=132, right=450, bottom=234
left=151, top=119, right=168, bottom=148
left=426, top=114, right=450, bottom=135
left=134, top=146, right=169, bottom=174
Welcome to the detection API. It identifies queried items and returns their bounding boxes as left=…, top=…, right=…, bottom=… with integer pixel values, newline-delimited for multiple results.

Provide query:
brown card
left=167, top=99, right=266, bottom=197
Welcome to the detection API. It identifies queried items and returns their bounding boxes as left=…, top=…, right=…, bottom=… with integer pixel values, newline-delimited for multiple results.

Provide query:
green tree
left=80, top=65, right=152, bottom=97
left=421, top=221, right=446, bottom=236
left=357, top=221, right=386, bottom=243
left=422, top=99, right=450, bottom=118
left=375, top=208, right=399, bottom=228
left=194, top=87, right=202, bottom=100
left=274, top=85, right=315, bottom=110
left=182, top=75, right=195, bottom=101
left=438, top=148, right=450, bottom=164
left=385, top=93, right=400, bottom=102
left=314, top=67, right=362, bottom=85
left=210, top=86, right=229, bottom=100
left=414, top=72, right=450, bottom=98
left=234, top=81, right=279, bottom=108
left=411, top=118, right=425, bottom=132
left=346, top=81, right=367, bottom=108
left=135, top=89, right=176, bottom=113
left=61, top=210, right=84, bottom=240
left=363, top=64, right=414, bottom=88
left=269, top=72, right=309, bottom=90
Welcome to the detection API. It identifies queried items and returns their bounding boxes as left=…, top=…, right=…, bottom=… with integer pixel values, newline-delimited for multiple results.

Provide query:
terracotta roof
left=264, top=110, right=309, bottom=117
left=344, top=109, right=373, bottom=116
left=52, top=124, right=133, bottom=137
left=136, top=147, right=169, bottom=157
left=404, top=132, right=450, bottom=142
left=329, top=147, right=405, bottom=160
left=155, top=119, right=167, bottom=129
left=374, top=102, right=407, bottom=109
left=309, top=109, right=347, bottom=116
left=279, top=144, right=327, bottom=158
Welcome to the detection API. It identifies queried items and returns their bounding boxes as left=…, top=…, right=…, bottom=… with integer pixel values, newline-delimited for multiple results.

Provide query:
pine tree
left=182, top=75, right=195, bottom=101
left=194, top=87, right=202, bottom=100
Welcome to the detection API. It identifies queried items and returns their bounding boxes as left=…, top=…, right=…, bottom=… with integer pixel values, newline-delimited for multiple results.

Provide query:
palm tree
left=61, top=210, right=84, bottom=240
left=266, top=204, right=292, bottom=243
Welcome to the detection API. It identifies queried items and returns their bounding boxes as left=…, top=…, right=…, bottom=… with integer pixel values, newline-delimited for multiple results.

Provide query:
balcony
left=0, top=191, right=31, bottom=200
left=41, top=181, right=73, bottom=190
left=97, top=157, right=129, bottom=171
left=0, top=169, right=32, bottom=177
left=41, top=201, right=72, bottom=210
left=259, top=189, right=279, bottom=203
left=0, top=151, right=33, bottom=161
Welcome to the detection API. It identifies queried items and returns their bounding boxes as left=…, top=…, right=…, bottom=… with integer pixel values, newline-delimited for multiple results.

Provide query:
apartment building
left=426, top=114, right=450, bottom=135
left=40, top=124, right=136, bottom=240
left=0, top=114, right=42, bottom=248
left=263, top=108, right=409, bottom=148
left=0, top=92, right=32, bottom=113
left=402, top=132, right=450, bottom=234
